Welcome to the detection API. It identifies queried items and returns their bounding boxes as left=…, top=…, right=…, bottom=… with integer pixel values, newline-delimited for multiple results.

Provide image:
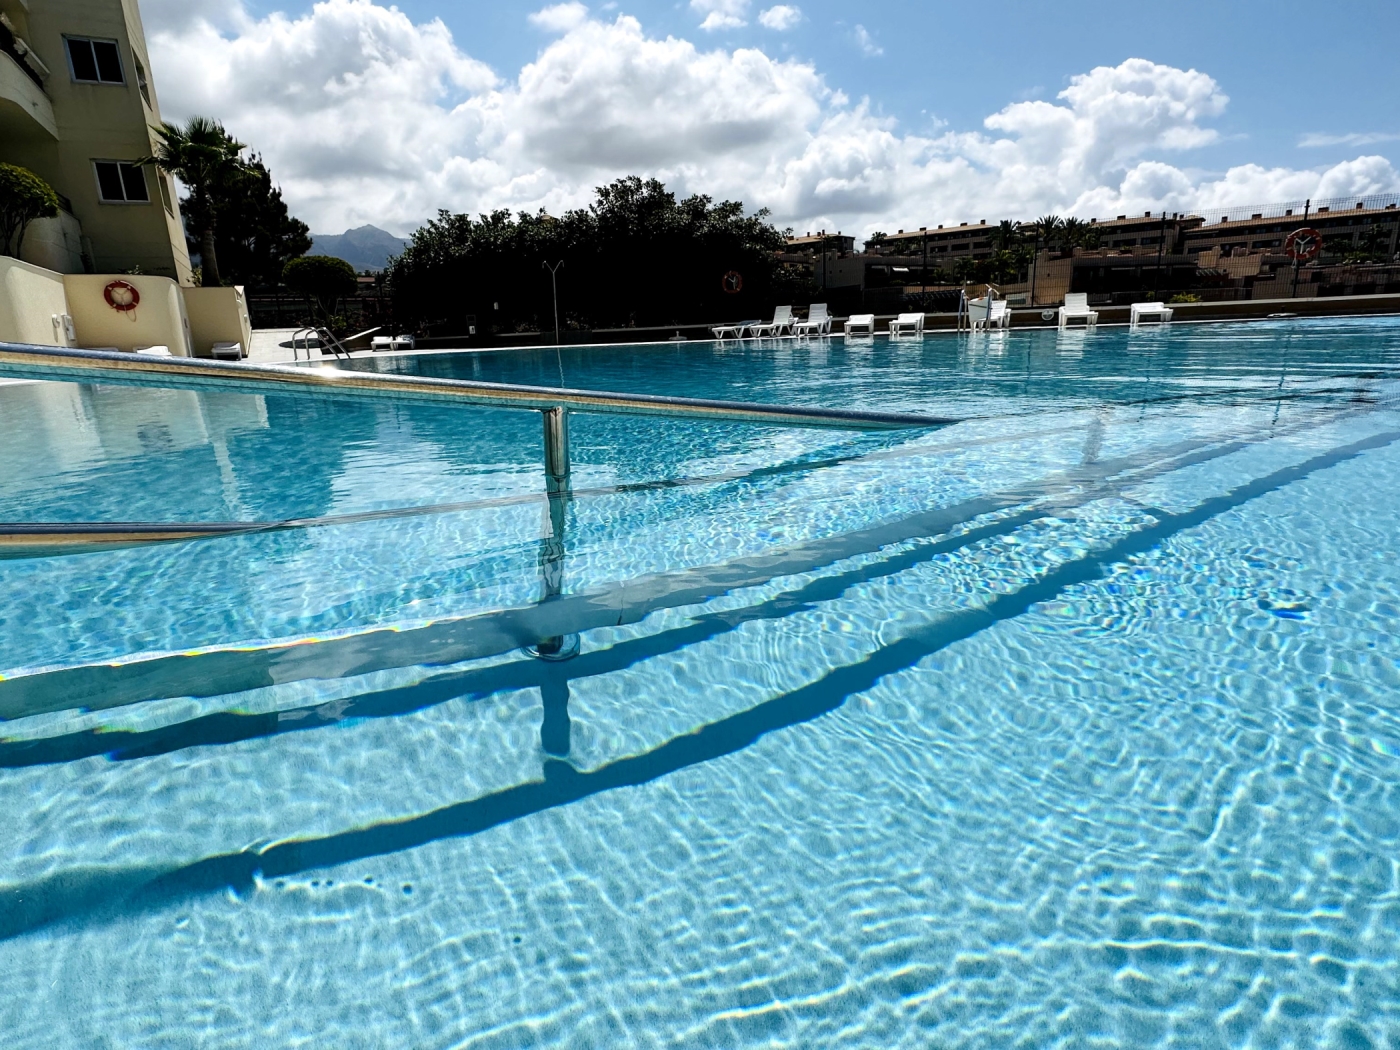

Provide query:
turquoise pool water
left=2, top=318, right=1400, bottom=1046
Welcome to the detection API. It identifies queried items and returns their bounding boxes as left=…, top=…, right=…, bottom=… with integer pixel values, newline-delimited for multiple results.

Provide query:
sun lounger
left=792, top=304, right=831, bottom=337
left=970, top=300, right=1010, bottom=331
left=1058, top=293, right=1099, bottom=329
left=751, top=305, right=795, bottom=338
left=712, top=319, right=760, bottom=339
left=889, top=312, right=925, bottom=336
left=844, top=313, right=875, bottom=336
left=1130, top=301, right=1173, bottom=326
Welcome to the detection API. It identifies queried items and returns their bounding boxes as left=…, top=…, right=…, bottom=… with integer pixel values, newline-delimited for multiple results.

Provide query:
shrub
left=284, top=254, right=357, bottom=319
left=1168, top=292, right=1202, bottom=304
left=0, top=163, right=60, bottom=258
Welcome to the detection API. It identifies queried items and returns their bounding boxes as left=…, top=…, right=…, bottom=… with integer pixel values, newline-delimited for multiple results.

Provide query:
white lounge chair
left=792, top=303, right=831, bottom=337
left=712, top=319, right=760, bottom=339
left=210, top=341, right=243, bottom=360
left=844, top=313, right=875, bottom=337
left=889, top=312, right=925, bottom=336
left=751, top=305, right=795, bottom=338
left=971, top=300, right=1011, bottom=331
left=1130, top=301, right=1174, bottom=326
left=1058, top=293, right=1099, bottom=329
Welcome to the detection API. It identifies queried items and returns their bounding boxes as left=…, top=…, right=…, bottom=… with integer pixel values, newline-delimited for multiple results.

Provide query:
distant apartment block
left=1, top=0, right=191, bottom=281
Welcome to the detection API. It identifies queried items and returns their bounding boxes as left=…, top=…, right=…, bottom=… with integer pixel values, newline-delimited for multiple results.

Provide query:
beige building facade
left=1, top=0, right=192, bottom=282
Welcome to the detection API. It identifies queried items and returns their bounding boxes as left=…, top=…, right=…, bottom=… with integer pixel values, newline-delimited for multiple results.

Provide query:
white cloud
left=143, top=3, right=1400, bottom=241
left=528, top=3, right=589, bottom=34
left=691, top=0, right=748, bottom=31
left=853, top=25, right=882, bottom=57
left=758, top=5, right=801, bottom=30
left=1299, top=131, right=1400, bottom=148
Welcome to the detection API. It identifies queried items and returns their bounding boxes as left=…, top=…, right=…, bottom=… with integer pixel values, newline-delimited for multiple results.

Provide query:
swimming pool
left=2, top=317, right=1399, bottom=1046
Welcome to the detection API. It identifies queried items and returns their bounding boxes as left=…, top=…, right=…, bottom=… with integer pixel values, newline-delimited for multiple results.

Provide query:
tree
left=145, top=117, right=246, bottom=286
left=990, top=220, right=1022, bottom=252
left=0, top=163, right=59, bottom=258
left=203, top=153, right=310, bottom=286
left=1062, top=216, right=1101, bottom=251
left=1034, top=214, right=1065, bottom=253
left=388, top=176, right=807, bottom=333
left=284, top=254, right=357, bottom=320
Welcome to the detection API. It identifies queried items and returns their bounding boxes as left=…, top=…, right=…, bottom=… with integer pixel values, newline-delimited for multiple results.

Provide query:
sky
left=137, top=0, right=1400, bottom=240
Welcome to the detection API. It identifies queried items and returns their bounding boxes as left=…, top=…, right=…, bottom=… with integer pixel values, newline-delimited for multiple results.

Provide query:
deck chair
left=844, top=313, right=875, bottom=336
left=751, top=305, right=795, bottom=337
left=971, top=300, right=1010, bottom=331
left=889, top=312, right=925, bottom=336
left=1130, top=301, right=1173, bottom=326
left=1058, top=293, right=1099, bottom=329
left=712, top=319, right=760, bottom=339
left=792, top=303, right=831, bottom=337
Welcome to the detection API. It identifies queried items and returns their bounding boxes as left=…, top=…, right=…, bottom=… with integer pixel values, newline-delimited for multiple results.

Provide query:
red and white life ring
left=721, top=270, right=743, bottom=294
left=104, top=280, right=141, bottom=312
left=1284, top=228, right=1322, bottom=261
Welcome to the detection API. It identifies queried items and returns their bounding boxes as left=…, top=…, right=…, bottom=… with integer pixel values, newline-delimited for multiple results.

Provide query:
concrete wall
left=182, top=286, right=252, bottom=358
left=19, top=209, right=86, bottom=273
left=0, top=256, right=72, bottom=346
left=63, top=272, right=191, bottom=355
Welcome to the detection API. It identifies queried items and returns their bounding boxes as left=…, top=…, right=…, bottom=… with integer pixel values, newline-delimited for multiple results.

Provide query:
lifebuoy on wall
left=1284, top=228, right=1323, bottom=261
left=104, top=280, right=141, bottom=312
left=721, top=271, right=743, bottom=294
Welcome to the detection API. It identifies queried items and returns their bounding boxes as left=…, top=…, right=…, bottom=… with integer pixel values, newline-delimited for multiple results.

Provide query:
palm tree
left=1062, top=216, right=1089, bottom=252
left=991, top=219, right=1022, bottom=252
left=145, top=117, right=245, bottom=286
left=1034, top=214, right=1064, bottom=253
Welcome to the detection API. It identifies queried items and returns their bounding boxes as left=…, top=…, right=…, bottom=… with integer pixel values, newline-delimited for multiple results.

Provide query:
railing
left=290, top=326, right=351, bottom=364
left=0, top=342, right=954, bottom=431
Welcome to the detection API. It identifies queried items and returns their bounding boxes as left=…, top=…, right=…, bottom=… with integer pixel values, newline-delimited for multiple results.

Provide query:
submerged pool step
left=0, top=417, right=1336, bottom=722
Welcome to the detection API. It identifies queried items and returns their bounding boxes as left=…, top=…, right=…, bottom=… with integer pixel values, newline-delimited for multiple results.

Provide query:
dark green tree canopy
left=208, top=153, right=311, bottom=286
left=284, top=254, right=357, bottom=319
left=0, top=163, right=60, bottom=258
left=388, top=176, right=811, bottom=333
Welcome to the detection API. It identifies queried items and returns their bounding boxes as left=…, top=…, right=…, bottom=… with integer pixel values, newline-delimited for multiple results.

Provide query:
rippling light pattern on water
left=2, top=318, right=1400, bottom=1047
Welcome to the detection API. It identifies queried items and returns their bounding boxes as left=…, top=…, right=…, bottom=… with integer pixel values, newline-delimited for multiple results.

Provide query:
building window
left=66, top=36, right=124, bottom=84
left=94, top=161, right=150, bottom=203
left=133, top=53, right=151, bottom=107
left=155, top=172, right=174, bottom=216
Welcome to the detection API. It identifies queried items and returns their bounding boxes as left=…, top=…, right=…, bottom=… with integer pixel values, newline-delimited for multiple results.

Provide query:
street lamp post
left=543, top=260, right=564, bottom=345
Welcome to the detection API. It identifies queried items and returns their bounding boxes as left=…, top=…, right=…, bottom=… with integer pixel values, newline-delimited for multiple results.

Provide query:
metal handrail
left=290, top=326, right=351, bottom=364
left=0, top=343, right=957, bottom=430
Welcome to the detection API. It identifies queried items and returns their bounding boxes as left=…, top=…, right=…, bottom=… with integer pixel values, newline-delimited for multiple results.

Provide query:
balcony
left=0, top=45, right=54, bottom=142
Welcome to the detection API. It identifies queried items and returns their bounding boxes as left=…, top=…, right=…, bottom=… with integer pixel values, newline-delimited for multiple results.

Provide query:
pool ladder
left=290, top=326, right=352, bottom=364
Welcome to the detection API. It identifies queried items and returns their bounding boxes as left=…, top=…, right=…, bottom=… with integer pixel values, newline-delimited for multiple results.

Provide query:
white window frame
left=64, top=35, right=125, bottom=85
left=92, top=160, right=150, bottom=204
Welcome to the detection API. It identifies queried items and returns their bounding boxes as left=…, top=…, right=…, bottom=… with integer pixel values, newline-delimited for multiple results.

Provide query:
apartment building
left=1, top=0, right=191, bottom=281
left=1181, top=201, right=1400, bottom=256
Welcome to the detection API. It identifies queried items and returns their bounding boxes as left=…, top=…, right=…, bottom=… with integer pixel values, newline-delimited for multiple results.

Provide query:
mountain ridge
left=308, top=225, right=410, bottom=272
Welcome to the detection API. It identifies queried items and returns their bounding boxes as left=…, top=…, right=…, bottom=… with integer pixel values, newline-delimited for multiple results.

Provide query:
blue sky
left=145, top=0, right=1400, bottom=236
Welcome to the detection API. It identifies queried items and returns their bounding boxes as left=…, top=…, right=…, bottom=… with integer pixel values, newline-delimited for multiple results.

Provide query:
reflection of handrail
left=0, top=342, right=956, bottom=430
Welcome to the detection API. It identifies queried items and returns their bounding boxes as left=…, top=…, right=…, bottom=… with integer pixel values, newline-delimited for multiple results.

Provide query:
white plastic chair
left=390, top=334, right=416, bottom=352
left=792, top=304, right=831, bottom=337
left=711, top=319, right=760, bottom=339
left=1130, top=302, right=1174, bottom=326
left=210, top=341, right=243, bottom=360
left=844, top=313, right=875, bottom=336
left=971, top=300, right=1010, bottom=331
left=889, top=312, right=925, bottom=336
left=1058, top=293, right=1099, bottom=329
left=751, top=305, right=794, bottom=338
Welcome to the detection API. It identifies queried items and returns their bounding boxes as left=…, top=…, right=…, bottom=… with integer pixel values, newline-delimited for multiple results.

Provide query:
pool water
left=2, top=318, right=1400, bottom=1047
